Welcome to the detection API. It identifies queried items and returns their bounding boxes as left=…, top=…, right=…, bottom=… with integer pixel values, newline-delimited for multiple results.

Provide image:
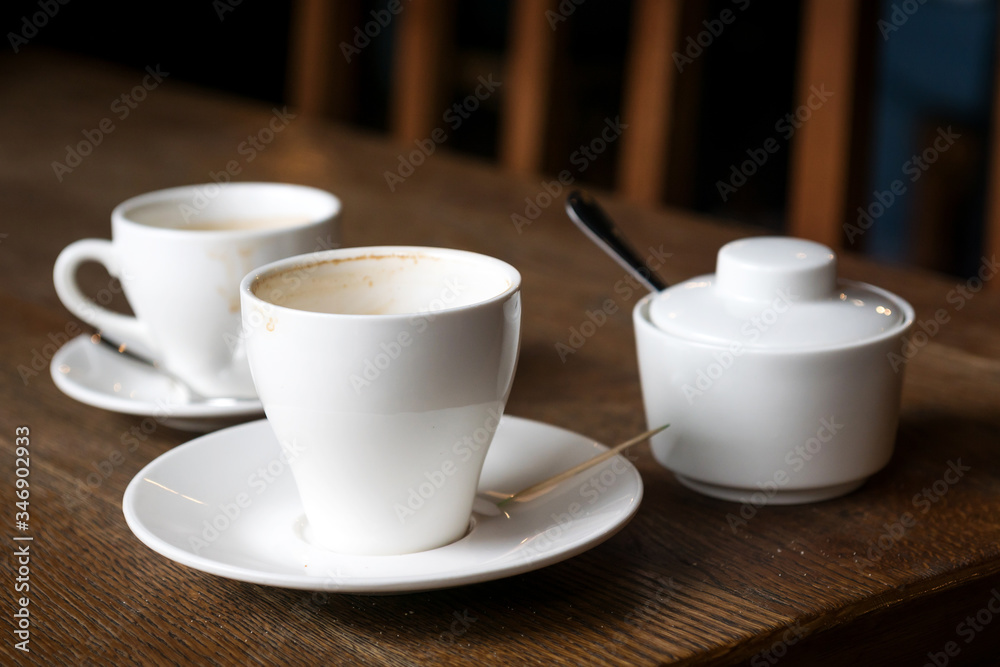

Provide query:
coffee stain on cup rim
left=249, top=252, right=443, bottom=297
left=245, top=249, right=521, bottom=316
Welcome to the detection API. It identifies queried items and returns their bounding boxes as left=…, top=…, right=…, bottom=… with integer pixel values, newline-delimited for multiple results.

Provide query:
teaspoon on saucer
left=51, top=334, right=263, bottom=432
left=93, top=333, right=246, bottom=407
left=495, top=423, right=668, bottom=507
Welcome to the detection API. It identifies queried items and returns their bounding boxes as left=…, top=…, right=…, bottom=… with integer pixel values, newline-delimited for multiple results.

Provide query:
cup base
left=674, top=474, right=867, bottom=505
left=295, top=514, right=478, bottom=556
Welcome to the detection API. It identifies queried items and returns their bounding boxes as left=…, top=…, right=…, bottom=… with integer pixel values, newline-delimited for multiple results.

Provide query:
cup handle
left=53, top=239, right=158, bottom=355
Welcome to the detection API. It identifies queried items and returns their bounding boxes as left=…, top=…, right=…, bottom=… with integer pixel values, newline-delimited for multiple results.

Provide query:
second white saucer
left=123, top=416, right=643, bottom=593
left=51, top=334, right=263, bottom=432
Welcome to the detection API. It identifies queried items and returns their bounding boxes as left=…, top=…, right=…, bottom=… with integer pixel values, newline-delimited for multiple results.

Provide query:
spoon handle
left=93, top=332, right=240, bottom=406
left=496, top=424, right=669, bottom=507
left=565, top=190, right=668, bottom=292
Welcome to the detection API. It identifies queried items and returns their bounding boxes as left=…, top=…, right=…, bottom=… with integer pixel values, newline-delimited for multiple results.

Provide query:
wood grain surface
left=2, top=50, right=999, bottom=666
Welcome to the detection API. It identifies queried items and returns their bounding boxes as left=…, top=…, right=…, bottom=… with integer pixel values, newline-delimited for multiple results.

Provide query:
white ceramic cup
left=53, top=182, right=341, bottom=399
left=240, top=246, right=522, bottom=555
left=634, top=237, right=915, bottom=504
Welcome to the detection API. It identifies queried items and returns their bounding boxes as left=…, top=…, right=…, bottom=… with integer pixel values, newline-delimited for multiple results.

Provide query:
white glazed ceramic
left=240, top=246, right=522, bottom=556
left=50, top=334, right=263, bottom=432
left=634, top=236, right=915, bottom=504
left=53, top=182, right=341, bottom=399
left=121, top=416, right=642, bottom=593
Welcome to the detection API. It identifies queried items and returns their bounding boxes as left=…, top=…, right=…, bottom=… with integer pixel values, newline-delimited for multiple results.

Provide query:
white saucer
left=51, top=334, right=263, bottom=432
left=122, top=416, right=643, bottom=594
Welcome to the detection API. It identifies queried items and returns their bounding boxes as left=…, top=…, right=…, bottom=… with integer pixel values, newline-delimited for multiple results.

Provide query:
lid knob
left=715, top=237, right=837, bottom=302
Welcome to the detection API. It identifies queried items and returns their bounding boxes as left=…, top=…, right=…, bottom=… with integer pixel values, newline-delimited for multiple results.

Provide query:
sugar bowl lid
left=648, top=237, right=913, bottom=350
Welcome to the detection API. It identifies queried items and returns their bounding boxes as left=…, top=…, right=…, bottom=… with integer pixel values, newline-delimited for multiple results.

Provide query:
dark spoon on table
left=564, top=189, right=669, bottom=293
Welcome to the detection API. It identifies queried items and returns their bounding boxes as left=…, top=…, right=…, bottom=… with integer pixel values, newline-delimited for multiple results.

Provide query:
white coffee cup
left=53, top=182, right=341, bottom=399
left=240, top=246, right=522, bottom=555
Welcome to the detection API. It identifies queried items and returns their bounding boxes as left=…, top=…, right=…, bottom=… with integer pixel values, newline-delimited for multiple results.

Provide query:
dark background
left=4, top=0, right=996, bottom=279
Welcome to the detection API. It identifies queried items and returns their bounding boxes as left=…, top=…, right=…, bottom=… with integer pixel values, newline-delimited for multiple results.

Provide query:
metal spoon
left=495, top=423, right=669, bottom=507
left=564, top=190, right=669, bottom=292
left=94, top=333, right=250, bottom=407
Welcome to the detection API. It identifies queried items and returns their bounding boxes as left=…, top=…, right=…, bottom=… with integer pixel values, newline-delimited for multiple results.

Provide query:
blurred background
left=7, top=0, right=998, bottom=281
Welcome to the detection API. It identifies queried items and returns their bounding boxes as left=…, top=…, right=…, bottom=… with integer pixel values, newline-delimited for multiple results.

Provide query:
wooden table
left=3, top=50, right=1000, bottom=666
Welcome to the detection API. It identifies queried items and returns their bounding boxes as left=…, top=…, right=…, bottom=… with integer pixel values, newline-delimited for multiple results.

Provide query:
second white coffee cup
left=53, top=182, right=341, bottom=399
left=241, top=246, right=522, bottom=555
